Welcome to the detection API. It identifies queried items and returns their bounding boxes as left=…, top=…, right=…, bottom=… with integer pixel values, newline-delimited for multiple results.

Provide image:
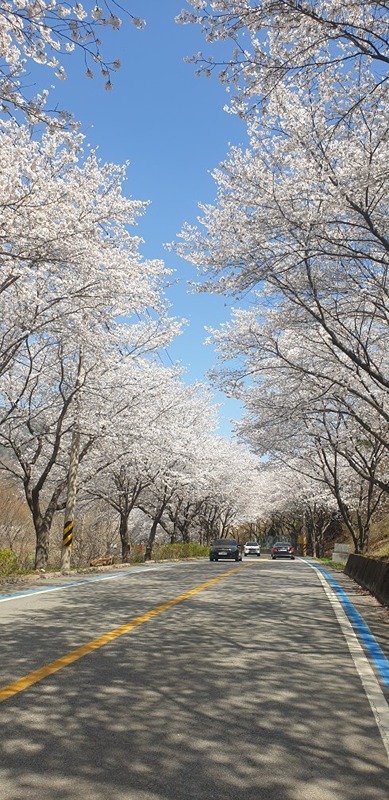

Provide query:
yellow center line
left=0, top=562, right=255, bottom=703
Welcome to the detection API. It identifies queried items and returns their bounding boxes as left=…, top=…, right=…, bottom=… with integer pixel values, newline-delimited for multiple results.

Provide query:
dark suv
left=210, top=539, right=242, bottom=562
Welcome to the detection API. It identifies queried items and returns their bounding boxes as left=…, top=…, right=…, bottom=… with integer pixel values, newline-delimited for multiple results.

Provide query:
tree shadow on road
left=0, top=562, right=388, bottom=799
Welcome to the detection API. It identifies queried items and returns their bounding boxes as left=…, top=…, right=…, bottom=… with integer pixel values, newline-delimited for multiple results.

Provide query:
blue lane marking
left=304, top=559, right=389, bottom=691
left=0, top=563, right=181, bottom=602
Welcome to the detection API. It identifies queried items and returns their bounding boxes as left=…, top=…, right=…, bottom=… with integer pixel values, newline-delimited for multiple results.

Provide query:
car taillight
left=290, top=547, right=294, bottom=553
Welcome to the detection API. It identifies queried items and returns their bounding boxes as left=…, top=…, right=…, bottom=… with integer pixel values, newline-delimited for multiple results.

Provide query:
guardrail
left=345, top=554, right=389, bottom=607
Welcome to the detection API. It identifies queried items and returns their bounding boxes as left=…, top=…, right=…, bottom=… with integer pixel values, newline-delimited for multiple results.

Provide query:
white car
left=244, top=541, right=261, bottom=557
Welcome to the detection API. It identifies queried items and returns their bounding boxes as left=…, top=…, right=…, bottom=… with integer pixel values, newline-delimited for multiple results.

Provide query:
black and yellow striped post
left=60, top=423, right=80, bottom=573
left=63, top=519, right=74, bottom=549
left=61, top=350, right=84, bottom=573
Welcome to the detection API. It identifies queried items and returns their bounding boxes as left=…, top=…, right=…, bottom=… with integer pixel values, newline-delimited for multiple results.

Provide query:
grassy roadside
left=1, top=539, right=388, bottom=583
left=0, top=543, right=210, bottom=584
left=313, top=557, right=347, bottom=571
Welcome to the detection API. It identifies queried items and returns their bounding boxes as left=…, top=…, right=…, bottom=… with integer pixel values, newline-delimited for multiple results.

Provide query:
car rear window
left=215, top=540, right=237, bottom=546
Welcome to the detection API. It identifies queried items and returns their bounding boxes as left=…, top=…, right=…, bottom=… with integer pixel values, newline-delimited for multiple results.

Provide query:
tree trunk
left=119, top=513, right=131, bottom=562
left=145, top=502, right=169, bottom=561
left=145, top=518, right=159, bottom=561
left=310, top=508, right=317, bottom=558
left=34, top=521, right=51, bottom=570
left=29, top=481, right=67, bottom=570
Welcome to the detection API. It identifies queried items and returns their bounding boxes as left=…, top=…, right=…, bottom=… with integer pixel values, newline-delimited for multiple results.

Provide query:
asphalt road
left=0, top=558, right=388, bottom=799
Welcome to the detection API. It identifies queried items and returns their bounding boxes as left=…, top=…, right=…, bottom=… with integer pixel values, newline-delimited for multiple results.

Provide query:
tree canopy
left=176, top=0, right=389, bottom=552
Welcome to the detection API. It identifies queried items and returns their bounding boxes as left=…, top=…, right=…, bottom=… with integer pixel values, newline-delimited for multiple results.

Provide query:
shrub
left=0, top=548, right=22, bottom=576
left=130, top=547, right=146, bottom=563
left=152, top=543, right=209, bottom=561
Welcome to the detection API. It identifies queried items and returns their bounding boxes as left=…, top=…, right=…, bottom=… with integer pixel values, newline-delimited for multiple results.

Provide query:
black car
left=271, top=542, right=295, bottom=560
left=210, top=539, right=242, bottom=562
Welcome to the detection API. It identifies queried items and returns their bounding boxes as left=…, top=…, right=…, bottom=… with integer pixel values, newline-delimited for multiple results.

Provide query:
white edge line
left=305, top=560, right=389, bottom=761
left=0, top=564, right=181, bottom=603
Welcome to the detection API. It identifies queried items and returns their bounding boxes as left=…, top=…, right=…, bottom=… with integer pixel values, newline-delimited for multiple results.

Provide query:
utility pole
left=61, top=349, right=84, bottom=573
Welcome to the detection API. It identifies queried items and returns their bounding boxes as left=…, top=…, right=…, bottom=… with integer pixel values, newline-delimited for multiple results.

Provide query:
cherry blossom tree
left=178, top=1, right=388, bottom=115
left=250, top=463, right=340, bottom=557
left=0, top=356, right=182, bottom=569
left=175, top=3, right=389, bottom=535
left=80, top=362, right=196, bottom=562
left=0, top=1, right=144, bottom=125
left=85, top=371, right=264, bottom=562
left=238, top=382, right=387, bottom=554
left=176, top=93, right=389, bottom=513
left=157, top=437, right=263, bottom=548
left=135, top=384, right=219, bottom=559
left=208, top=285, right=389, bottom=553
left=176, top=87, right=389, bottom=390
left=209, top=304, right=388, bottom=488
left=0, top=119, right=181, bottom=568
left=0, top=121, right=178, bottom=390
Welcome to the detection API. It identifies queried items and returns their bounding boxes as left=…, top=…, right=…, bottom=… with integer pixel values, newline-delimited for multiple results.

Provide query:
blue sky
left=37, top=1, right=248, bottom=435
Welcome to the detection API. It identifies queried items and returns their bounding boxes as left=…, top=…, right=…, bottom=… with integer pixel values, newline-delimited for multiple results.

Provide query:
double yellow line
left=0, top=562, right=254, bottom=703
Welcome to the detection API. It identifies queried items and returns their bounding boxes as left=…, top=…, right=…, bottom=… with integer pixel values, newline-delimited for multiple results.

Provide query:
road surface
left=0, top=557, right=388, bottom=799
